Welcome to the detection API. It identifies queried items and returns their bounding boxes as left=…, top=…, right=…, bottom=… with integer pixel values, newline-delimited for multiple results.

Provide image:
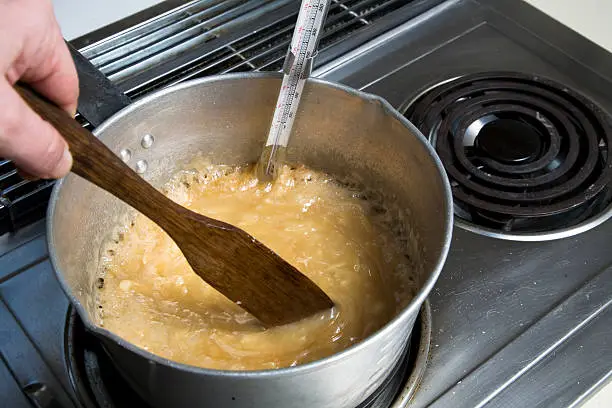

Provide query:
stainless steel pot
left=47, top=72, right=453, bottom=408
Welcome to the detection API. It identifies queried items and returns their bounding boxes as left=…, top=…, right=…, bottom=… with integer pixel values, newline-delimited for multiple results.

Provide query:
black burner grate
left=405, top=72, right=612, bottom=235
left=119, top=0, right=419, bottom=98
left=0, top=160, right=55, bottom=235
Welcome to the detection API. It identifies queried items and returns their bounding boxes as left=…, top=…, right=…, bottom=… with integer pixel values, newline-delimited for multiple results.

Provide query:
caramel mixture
left=97, top=160, right=416, bottom=370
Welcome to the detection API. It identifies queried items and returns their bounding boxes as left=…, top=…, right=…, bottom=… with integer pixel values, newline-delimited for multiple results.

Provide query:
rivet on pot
left=119, top=149, right=132, bottom=163
left=141, top=134, right=155, bottom=149
left=135, top=160, right=148, bottom=174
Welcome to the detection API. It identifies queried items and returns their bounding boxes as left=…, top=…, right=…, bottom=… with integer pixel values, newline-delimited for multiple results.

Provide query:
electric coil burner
left=404, top=72, right=612, bottom=240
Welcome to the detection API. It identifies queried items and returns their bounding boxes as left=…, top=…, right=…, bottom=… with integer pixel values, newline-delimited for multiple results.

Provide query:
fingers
left=22, top=37, right=79, bottom=116
left=0, top=80, right=73, bottom=179
left=2, top=0, right=79, bottom=116
left=0, top=0, right=78, bottom=179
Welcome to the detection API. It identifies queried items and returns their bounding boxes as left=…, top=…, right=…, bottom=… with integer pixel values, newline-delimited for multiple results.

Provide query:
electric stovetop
left=1, top=0, right=611, bottom=407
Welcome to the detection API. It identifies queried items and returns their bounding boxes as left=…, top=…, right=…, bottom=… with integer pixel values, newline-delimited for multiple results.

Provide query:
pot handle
left=66, top=41, right=132, bottom=127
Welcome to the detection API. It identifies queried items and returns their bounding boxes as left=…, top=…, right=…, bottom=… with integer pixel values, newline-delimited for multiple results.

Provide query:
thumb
left=0, top=80, right=73, bottom=179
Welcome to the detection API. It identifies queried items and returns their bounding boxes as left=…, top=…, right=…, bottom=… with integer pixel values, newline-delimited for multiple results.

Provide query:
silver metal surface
left=119, top=148, right=131, bottom=163
left=311, top=1, right=612, bottom=406
left=453, top=207, right=612, bottom=242
left=140, top=134, right=154, bottom=149
left=76, top=0, right=424, bottom=96
left=134, top=159, right=148, bottom=174
left=391, top=301, right=431, bottom=408
left=81, top=0, right=294, bottom=82
left=46, top=74, right=453, bottom=408
left=312, top=0, right=458, bottom=80
left=430, top=265, right=612, bottom=408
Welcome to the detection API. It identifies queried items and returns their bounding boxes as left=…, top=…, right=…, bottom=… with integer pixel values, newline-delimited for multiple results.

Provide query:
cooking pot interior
left=49, top=75, right=450, bottom=330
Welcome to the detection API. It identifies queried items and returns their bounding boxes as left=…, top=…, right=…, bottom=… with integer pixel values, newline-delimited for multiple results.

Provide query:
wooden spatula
left=16, top=84, right=334, bottom=328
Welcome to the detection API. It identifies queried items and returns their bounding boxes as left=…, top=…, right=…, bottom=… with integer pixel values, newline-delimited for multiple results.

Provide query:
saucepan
left=47, top=50, right=453, bottom=408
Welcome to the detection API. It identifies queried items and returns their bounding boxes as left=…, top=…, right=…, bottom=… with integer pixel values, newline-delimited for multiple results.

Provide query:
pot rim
left=47, top=71, right=453, bottom=378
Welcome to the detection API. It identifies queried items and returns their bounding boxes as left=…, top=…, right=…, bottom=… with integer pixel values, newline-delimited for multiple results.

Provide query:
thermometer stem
left=257, top=0, right=331, bottom=181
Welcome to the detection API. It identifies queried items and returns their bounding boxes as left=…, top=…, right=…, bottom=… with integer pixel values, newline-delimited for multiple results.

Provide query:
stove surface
left=1, top=1, right=611, bottom=407
left=315, top=1, right=612, bottom=406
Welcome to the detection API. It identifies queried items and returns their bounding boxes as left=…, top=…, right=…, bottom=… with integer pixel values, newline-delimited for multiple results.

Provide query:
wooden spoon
left=16, top=84, right=334, bottom=328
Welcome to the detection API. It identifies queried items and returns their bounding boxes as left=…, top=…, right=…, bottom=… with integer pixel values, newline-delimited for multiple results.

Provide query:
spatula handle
left=15, top=84, right=186, bottom=230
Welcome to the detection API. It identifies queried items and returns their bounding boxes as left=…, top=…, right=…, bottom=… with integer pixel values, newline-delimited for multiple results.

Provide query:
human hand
left=0, top=0, right=78, bottom=179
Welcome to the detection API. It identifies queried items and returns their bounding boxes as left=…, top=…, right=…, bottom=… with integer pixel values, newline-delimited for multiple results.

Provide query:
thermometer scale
left=257, top=0, right=332, bottom=181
